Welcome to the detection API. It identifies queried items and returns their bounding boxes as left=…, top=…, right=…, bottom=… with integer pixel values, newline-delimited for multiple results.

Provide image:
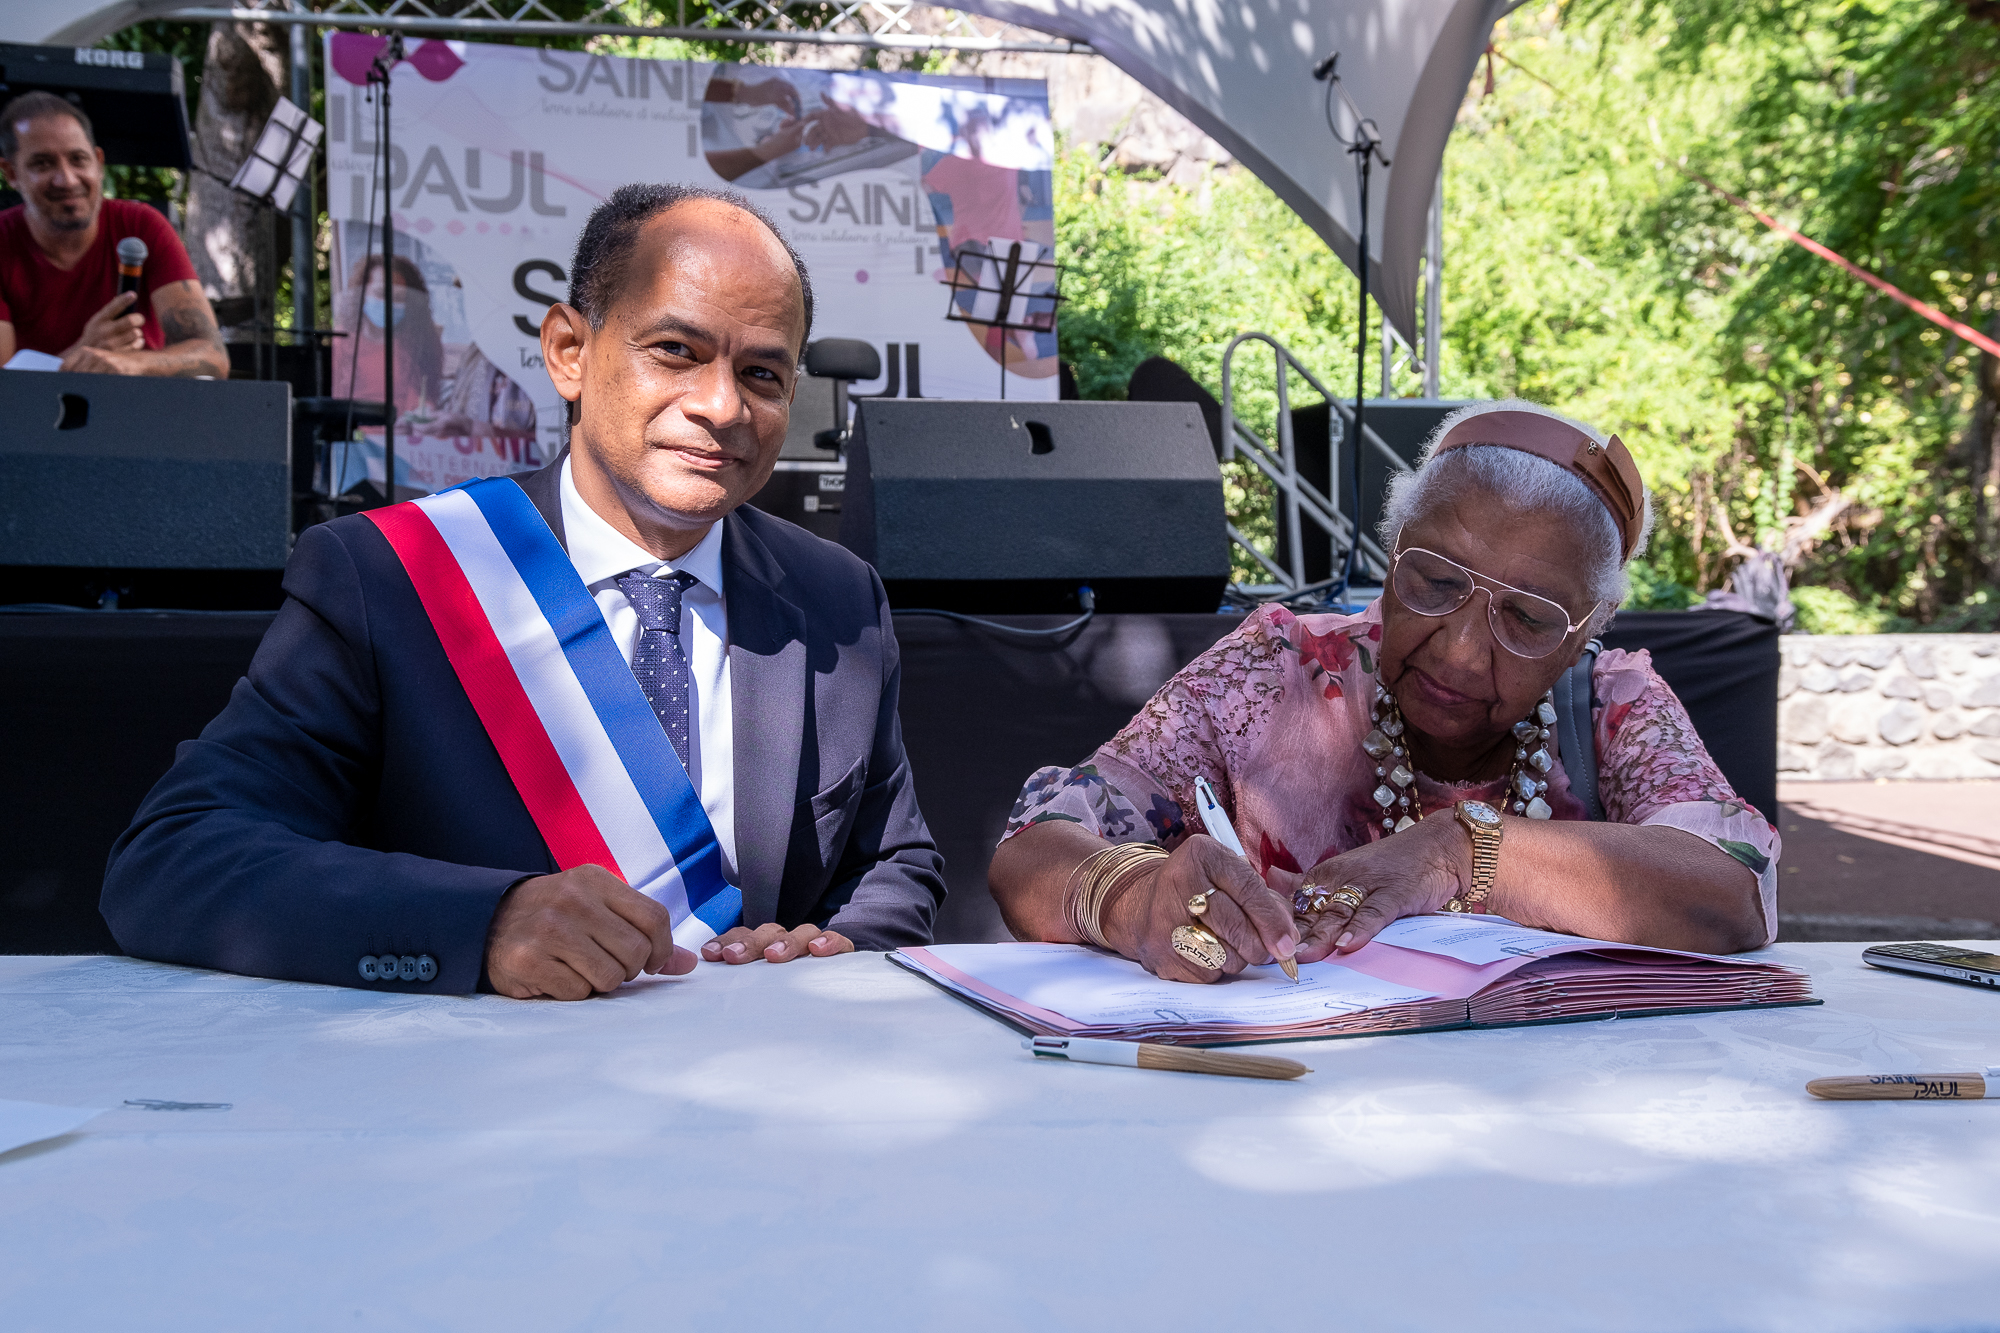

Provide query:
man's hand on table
left=484, top=864, right=696, bottom=999
left=701, top=923, right=854, bottom=965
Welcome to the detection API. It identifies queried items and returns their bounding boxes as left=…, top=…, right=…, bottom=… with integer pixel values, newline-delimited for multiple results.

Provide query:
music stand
left=942, top=240, right=1065, bottom=400
left=228, top=95, right=322, bottom=211
left=227, top=96, right=325, bottom=386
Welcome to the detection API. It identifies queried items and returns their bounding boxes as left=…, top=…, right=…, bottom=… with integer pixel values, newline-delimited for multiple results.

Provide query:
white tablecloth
left=2, top=945, right=1995, bottom=1332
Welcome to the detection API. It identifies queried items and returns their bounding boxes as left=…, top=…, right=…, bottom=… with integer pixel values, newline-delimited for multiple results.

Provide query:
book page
left=1370, top=915, right=1633, bottom=966
left=915, top=943, right=1437, bottom=1028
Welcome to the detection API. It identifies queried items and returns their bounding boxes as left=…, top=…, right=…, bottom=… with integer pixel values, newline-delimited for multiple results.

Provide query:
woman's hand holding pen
left=1103, top=836, right=1298, bottom=984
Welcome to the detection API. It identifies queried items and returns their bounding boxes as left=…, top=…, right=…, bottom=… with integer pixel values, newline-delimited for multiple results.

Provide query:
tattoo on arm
left=153, top=282, right=230, bottom=378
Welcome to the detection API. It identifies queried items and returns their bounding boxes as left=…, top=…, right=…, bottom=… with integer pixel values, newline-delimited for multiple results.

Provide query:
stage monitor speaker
left=0, top=373, right=292, bottom=572
left=841, top=400, right=1227, bottom=614
left=1283, top=398, right=1471, bottom=584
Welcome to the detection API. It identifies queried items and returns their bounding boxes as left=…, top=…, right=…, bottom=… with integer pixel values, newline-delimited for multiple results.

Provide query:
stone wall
left=1779, top=635, right=2000, bottom=779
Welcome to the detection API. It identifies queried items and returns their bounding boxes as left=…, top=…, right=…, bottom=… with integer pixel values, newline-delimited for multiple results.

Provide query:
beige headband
left=1429, top=410, right=1646, bottom=560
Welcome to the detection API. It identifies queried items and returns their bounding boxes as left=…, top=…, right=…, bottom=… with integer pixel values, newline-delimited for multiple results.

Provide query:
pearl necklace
left=1362, top=684, right=1557, bottom=832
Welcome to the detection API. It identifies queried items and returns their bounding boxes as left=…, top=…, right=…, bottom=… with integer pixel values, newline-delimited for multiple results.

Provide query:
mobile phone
left=1862, top=942, right=2000, bottom=990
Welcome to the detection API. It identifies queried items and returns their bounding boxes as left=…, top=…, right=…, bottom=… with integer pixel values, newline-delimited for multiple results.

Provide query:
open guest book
left=891, top=915, right=1817, bottom=1045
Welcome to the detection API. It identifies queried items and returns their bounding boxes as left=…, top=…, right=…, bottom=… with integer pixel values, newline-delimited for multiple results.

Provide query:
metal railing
left=1219, top=331, right=1412, bottom=598
left=164, top=0, right=1092, bottom=54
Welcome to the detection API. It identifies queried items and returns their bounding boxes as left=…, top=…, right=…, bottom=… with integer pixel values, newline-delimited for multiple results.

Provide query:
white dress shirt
left=559, top=458, right=737, bottom=882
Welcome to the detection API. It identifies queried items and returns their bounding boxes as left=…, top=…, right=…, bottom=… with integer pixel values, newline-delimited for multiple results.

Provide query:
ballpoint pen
left=1026, top=1035, right=1310, bottom=1080
left=1193, top=775, right=1300, bottom=981
left=1806, top=1065, right=2000, bottom=1100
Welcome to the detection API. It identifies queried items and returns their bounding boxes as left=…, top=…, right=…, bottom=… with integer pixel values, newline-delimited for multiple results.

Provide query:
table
left=4, top=944, right=1989, bottom=1332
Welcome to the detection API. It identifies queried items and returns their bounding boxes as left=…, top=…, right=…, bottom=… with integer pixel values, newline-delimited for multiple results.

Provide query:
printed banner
left=323, top=36, right=1057, bottom=494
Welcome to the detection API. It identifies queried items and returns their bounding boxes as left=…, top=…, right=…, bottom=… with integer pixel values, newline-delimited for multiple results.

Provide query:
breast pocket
left=801, top=757, right=867, bottom=869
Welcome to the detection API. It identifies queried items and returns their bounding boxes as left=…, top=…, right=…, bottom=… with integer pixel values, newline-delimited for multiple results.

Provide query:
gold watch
left=1446, top=800, right=1503, bottom=913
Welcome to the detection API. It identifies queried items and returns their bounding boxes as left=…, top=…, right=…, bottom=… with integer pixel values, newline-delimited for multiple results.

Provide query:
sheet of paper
left=3, top=349, right=64, bottom=372
left=0, top=1099, right=105, bottom=1157
left=917, top=943, right=1437, bottom=1028
left=1370, top=915, right=1631, bottom=966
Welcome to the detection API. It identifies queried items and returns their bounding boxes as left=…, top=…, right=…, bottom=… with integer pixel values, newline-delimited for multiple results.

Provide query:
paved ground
left=1774, top=781, right=2000, bottom=941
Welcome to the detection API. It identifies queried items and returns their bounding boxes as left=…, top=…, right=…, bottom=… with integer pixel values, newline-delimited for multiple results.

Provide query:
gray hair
left=1377, top=399, right=1655, bottom=632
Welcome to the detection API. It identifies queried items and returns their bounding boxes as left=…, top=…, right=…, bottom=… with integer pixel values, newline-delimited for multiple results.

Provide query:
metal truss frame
left=160, top=0, right=1092, bottom=54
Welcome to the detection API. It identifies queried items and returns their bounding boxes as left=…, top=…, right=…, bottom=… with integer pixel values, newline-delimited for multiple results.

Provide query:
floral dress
left=1001, top=602, right=1781, bottom=944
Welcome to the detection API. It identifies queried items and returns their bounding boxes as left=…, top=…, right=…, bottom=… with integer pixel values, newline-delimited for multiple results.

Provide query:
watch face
left=1461, top=801, right=1501, bottom=827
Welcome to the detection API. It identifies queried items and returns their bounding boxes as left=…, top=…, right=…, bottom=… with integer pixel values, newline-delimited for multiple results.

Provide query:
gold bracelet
left=1064, top=843, right=1168, bottom=949
left=1092, top=846, right=1166, bottom=949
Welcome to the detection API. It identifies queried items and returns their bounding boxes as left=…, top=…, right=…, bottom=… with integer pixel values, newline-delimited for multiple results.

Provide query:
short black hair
left=0, top=91, right=95, bottom=159
left=568, top=182, right=814, bottom=357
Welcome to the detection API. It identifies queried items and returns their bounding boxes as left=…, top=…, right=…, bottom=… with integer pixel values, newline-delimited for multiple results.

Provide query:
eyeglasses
left=1389, top=542, right=1599, bottom=660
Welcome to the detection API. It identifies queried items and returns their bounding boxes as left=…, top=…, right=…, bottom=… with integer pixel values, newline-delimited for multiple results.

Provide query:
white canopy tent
left=2, top=0, right=1513, bottom=349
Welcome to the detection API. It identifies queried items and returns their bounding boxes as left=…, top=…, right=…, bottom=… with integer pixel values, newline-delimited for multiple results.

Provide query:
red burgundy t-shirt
left=0, top=198, right=201, bottom=356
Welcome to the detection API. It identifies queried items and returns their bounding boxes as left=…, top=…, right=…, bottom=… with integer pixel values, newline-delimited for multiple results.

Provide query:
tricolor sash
left=365, top=476, right=741, bottom=948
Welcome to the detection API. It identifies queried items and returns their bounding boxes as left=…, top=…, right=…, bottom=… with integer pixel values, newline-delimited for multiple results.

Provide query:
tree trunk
left=183, top=21, right=289, bottom=335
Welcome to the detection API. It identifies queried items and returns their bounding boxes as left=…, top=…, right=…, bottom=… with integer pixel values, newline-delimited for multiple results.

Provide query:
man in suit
left=102, top=183, right=944, bottom=999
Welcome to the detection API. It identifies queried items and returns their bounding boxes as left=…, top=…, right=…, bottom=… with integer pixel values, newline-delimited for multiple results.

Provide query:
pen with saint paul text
left=1806, top=1065, right=2000, bottom=1100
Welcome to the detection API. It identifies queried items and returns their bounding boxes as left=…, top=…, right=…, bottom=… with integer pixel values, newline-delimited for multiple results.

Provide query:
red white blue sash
left=365, top=476, right=741, bottom=947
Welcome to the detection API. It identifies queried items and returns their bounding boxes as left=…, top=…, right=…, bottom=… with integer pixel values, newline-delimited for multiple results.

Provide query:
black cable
left=896, top=586, right=1096, bottom=639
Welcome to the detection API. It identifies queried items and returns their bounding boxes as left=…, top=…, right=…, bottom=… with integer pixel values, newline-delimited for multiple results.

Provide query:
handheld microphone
left=116, top=236, right=148, bottom=298
left=1312, top=52, right=1339, bottom=81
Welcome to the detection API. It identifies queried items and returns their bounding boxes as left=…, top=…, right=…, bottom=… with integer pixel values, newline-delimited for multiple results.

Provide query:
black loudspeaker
left=0, top=373, right=292, bottom=575
left=841, top=400, right=1228, bottom=613
left=1282, top=398, right=1470, bottom=584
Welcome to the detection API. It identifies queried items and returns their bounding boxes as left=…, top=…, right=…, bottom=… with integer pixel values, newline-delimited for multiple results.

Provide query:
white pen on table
left=1026, top=1035, right=1309, bottom=1081
left=1193, top=775, right=1299, bottom=981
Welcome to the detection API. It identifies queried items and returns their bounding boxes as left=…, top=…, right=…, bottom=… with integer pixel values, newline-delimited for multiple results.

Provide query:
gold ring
left=1187, top=890, right=1213, bottom=918
left=1170, top=923, right=1229, bottom=970
left=1294, top=883, right=1368, bottom=916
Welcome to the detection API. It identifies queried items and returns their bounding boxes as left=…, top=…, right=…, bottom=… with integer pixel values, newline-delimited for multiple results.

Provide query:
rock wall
left=1778, top=635, right=2000, bottom=779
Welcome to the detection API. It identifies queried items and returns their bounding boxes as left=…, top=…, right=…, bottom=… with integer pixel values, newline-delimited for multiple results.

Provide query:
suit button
left=415, top=955, right=437, bottom=982
left=358, top=955, right=380, bottom=982
left=396, top=955, right=419, bottom=982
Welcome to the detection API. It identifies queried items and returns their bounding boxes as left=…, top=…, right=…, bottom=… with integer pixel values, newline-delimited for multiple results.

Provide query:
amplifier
left=0, top=372, right=291, bottom=571
left=0, top=43, right=193, bottom=170
left=841, top=400, right=1227, bottom=613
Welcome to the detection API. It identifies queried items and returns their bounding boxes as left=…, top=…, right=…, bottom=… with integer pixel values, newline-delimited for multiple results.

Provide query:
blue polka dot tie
left=616, top=570, right=700, bottom=771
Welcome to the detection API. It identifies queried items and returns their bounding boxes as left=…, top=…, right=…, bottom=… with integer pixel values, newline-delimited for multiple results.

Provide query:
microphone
left=1313, top=52, right=1339, bottom=81
left=116, top=236, right=148, bottom=298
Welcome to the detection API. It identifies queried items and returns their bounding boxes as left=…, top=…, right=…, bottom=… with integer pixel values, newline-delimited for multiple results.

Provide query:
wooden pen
left=1806, top=1065, right=2000, bottom=1100
left=1027, top=1035, right=1310, bottom=1080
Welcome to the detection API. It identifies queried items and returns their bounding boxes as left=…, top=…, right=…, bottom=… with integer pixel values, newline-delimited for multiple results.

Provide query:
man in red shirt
left=0, top=91, right=227, bottom=378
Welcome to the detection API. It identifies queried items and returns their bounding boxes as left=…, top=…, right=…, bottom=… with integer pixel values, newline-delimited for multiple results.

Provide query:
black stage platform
left=0, top=608, right=1776, bottom=953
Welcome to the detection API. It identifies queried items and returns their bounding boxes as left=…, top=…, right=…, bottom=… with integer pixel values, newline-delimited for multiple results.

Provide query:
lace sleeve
left=997, top=608, right=1295, bottom=849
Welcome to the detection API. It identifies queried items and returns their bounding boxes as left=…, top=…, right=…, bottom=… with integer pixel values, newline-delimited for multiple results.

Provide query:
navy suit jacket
left=101, top=457, right=945, bottom=991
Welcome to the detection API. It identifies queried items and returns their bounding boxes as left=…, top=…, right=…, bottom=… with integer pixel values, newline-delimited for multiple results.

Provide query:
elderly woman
left=988, top=401, right=1779, bottom=984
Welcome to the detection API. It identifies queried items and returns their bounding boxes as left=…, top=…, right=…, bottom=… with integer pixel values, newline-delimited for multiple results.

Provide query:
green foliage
left=1054, top=151, right=1367, bottom=580
left=1057, top=2, right=2000, bottom=623
left=1623, top=556, right=1701, bottom=610
left=1790, top=585, right=1892, bottom=634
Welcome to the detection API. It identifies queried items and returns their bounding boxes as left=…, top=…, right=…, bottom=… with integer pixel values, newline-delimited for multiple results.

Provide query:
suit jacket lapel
left=512, top=449, right=569, bottom=550
left=723, top=510, right=807, bottom=926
